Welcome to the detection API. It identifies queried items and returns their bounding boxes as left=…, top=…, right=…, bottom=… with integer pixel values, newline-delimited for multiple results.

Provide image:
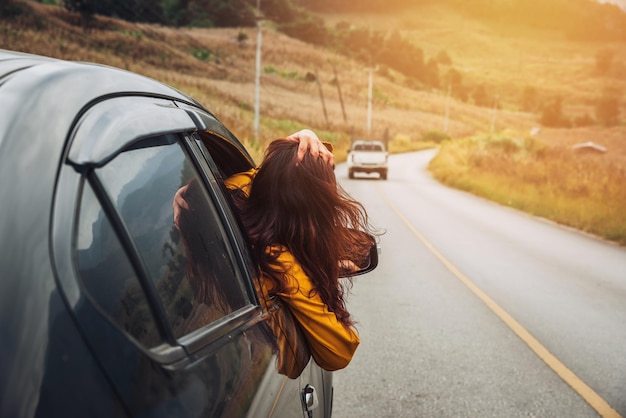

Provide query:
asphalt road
left=332, top=149, right=626, bottom=418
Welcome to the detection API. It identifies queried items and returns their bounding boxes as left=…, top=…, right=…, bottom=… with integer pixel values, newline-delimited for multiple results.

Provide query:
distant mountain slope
left=1, top=1, right=624, bottom=149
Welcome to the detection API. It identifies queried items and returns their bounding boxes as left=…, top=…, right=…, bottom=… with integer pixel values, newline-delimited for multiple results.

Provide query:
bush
left=540, top=97, right=570, bottom=127
left=573, top=113, right=595, bottom=127
left=436, top=50, right=452, bottom=65
left=191, top=48, right=214, bottom=61
left=483, top=134, right=526, bottom=154
left=63, top=0, right=166, bottom=23
left=473, top=84, right=490, bottom=107
left=424, top=58, right=440, bottom=88
left=421, top=130, right=451, bottom=143
left=278, top=16, right=329, bottom=45
left=596, top=91, right=620, bottom=126
left=236, top=30, right=248, bottom=45
left=521, top=86, right=539, bottom=112
left=0, top=0, right=27, bottom=18
left=595, top=49, right=615, bottom=75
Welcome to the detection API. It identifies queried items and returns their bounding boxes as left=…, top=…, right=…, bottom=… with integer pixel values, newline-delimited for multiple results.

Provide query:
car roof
left=353, top=139, right=384, bottom=144
left=0, top=49, right=198, bottom=101
left=352, top=139, right=385, bottom=147
left=0, top=49, right=203, bottom=172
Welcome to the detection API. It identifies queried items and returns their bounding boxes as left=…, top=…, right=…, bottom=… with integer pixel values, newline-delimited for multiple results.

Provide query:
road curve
left=332, top=150, right=626, bottom=418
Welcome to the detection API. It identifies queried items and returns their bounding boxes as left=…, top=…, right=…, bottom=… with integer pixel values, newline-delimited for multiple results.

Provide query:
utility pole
left=333, top=65, right=347, bottom=124
left=366, top=66, right=377, bottom=136
left=253, top=0, right=262, bottom=142
left=490, top=94, right=499, bottom=133
left=315, top=70, right=330, bottom=129
left=443, top=82, right=451, bottom=133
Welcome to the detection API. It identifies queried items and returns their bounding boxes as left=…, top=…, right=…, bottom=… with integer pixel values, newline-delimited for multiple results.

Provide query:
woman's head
left=233, top=139, right=374, bottom=327
left=249, top=139, right=338, bottom=242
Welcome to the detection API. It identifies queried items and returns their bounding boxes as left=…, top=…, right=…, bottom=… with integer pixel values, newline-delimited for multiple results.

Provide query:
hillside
left=1, top=1, right=625, bottom=164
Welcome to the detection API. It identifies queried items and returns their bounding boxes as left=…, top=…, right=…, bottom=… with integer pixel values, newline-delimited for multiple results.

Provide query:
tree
left=0, top=0, right=27, bottom=18
left=436, top=50, right=452, bottom=66
left=444, top=67, right=467, bottom=100
left=63, top=0, right=102, bottom=18
left=473, top=84, right=490, bottom=107
left=521, top=86, right=538, bottom=112
left=180, top=0, right=254, bottom=27
left=596, top=89, right=620, bottom=126
left=279, top=15, right=329, bottom=45
left=446, top=67, right=462, bottom=89
left=63, top=0, right=166, bottom=23
left=378, top=30, right=424, bottom=80
left=595, top=49, right=614, bottom=76
left=540, top=97, right=570, bottom=127
left=263, top=0, right=302, bottom=23
left=423, top=58, right=440, bottom=88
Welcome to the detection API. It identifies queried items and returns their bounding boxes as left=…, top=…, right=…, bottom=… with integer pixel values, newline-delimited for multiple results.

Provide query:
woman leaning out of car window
left=175, top=129, right=376, bottom=375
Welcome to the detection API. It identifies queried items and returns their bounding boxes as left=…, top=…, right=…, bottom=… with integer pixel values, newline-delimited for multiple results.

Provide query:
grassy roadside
left=429, top=132, right=626, bottom=246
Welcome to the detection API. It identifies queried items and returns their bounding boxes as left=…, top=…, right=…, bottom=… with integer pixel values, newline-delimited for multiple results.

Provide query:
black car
left=0, top=49, right=376, bottom=418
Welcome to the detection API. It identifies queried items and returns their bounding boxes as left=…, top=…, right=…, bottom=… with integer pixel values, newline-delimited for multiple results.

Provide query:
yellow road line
left=382, top=191, right=622, bottom=418
left=268, top=377, right=288, bottom=417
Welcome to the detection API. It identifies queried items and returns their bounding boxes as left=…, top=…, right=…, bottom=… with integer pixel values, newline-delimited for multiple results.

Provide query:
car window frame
left=86, top=131, right=262, bottom=356
left=189, top=131, right=260, bottom=285
left=164, top=132, right=261, bottom=354
left=53, top=95, right=264, bottom=365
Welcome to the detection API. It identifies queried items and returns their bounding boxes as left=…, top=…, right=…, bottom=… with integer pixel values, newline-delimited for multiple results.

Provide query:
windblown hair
left=231, top=139, right=374, bottom=327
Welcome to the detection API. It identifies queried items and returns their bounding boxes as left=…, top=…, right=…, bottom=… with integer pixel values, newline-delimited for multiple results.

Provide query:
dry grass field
left=0, top=3, right=538, bottom=141
left=430, top=131, right=626, bottom=244
left=2, top=1, right=625, bottom=244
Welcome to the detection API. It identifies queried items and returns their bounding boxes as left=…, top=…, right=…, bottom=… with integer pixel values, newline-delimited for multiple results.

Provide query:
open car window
left=81, top=133, right=251, bottom=343
left=195, top=131, right=255, bottom=181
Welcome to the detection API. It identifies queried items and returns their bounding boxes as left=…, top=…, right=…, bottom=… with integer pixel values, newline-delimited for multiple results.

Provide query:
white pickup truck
left=347, top=140, right=388, bottom=180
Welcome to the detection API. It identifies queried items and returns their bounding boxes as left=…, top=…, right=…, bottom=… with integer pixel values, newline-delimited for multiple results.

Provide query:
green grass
left=388, top=137, right=438, bottom=154
left=264, top=65, right=300, bottom=79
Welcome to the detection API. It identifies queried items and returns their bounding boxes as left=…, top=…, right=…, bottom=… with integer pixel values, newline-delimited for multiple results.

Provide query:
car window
left=94, top=133, right=250, bottom=340
left=193, top=132, right=258, bottom=275
left=76, top=183, right=162, bottom=348
left=196, top=131, right=254, bottom=181
left=354, top=143, right=383, bottom=151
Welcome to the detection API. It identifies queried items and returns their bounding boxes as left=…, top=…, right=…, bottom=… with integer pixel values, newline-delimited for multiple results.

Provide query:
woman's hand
left=287, top=129, right=334, bottom=167
left=172, top=183, right=190, bottom=229
left=338, top=259, right=359, bottom=273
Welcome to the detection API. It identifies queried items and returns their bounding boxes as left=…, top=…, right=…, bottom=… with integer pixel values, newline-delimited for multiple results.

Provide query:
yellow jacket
left=224, top=169, right=360, bottom=372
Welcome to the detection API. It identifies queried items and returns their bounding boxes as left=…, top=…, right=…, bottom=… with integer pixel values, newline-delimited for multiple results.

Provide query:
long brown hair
left=231, top=139, right=374, bottom=327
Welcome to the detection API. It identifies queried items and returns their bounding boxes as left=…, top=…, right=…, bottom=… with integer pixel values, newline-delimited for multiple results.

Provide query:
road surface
left=332, top=149, right=626, bottom=418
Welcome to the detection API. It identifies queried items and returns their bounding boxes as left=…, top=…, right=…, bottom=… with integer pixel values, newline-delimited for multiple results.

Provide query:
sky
left=597, top=0, right=626, bottom=10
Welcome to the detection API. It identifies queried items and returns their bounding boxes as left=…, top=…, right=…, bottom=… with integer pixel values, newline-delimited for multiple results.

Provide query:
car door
left=51, top=95, right=326, bottom=417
